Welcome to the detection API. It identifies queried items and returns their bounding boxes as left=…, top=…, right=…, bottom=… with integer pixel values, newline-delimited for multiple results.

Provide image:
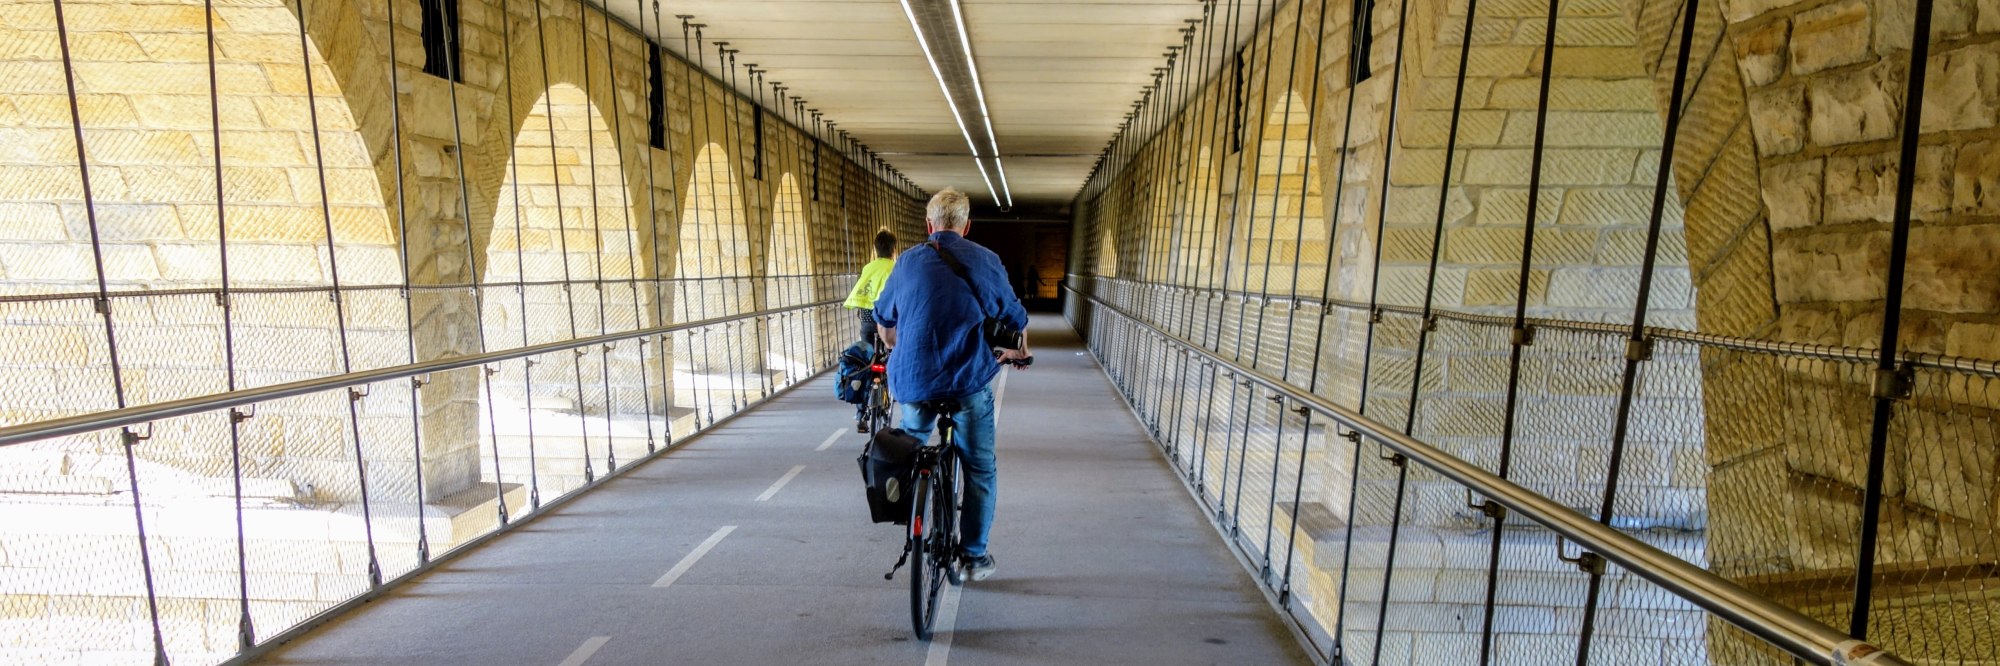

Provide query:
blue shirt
left=874, top=230, right=1030, bottom=402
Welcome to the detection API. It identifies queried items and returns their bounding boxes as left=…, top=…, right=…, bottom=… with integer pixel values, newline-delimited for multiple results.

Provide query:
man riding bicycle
left=873, top=187, right=1030, bottom=582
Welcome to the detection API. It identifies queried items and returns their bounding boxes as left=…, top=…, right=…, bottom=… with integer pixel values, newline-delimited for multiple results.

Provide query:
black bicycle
left=862, top=351, right=895, bottom=435
left=887, top=398, right=963, bottom=640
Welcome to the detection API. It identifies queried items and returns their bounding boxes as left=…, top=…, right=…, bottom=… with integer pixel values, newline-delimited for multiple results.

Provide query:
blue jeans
left=900, top=384, right=997, bottom=558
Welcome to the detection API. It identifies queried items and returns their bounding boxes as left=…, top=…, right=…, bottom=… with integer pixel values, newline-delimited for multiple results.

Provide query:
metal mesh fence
left=1068, top=273, right=1992, bottom=665
left=0, top=282, right=852, bottom=664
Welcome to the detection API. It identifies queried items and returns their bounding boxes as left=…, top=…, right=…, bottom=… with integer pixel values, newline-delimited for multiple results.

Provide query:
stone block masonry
left=0, top=0, right=905, bottom=661
left=1079, top=0, right=1998, bottom=663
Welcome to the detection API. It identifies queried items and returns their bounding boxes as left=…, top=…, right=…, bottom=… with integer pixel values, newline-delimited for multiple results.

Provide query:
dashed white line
left=556, top=636, right=610, bottom=666
left=925, top=359, right=1012, bottom=666
left=755, top=465, right=807, bottom=502
left=651, top=525, right=735, bottom=588
left=816, top=427, right=847, bottom=451
left=924, top=582, right=964, bottom=666
left=993, top=366, right=1010, bottom=414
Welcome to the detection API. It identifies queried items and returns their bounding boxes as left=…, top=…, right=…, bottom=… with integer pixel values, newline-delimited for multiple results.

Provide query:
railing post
left=1850, top=0, right=1933, bottom=640
left=1475, top=0, right=1560, bottom=661
left=1329, top=0, right=1413, bottom=652
left=1571, top=0, right=1700, bottom=661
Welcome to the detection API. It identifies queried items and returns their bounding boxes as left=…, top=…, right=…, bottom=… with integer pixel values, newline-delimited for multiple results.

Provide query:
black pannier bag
left=834, top=341, right=873, bottom=404
left=857, top=427, right=921, bottom=524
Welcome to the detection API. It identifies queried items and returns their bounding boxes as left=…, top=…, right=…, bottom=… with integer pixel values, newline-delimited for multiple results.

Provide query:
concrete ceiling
left=613, top=0, right=1253, bottom=207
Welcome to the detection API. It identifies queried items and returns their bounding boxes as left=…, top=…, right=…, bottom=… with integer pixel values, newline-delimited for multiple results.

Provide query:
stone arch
left=0, top=0, right=403, bottom=409
left=1176, top=146, right=1221, bottom=288
left=1248, top=90, right=1324, bottom=298
left=484, top=82, right=639, bottom=345
left=764, top=173, right=814, bottom=379
left=669, top=141, right=750, bottom=410
left=465, top=10, right=650, bottom=289
left=475, top=80, right=646, bottom=497
left=1093, top=195, right=1120, bottom=278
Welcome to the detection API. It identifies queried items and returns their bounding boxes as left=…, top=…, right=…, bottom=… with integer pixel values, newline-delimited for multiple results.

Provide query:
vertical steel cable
left=1288, top=0, right=1366, bottom=613
left=639, top=0, right=674, bottom=452
left=1131, top=79, right=1160, bottom=428
left=1474, top=0, right=1559, bottom=662
left=532, top=0, right=596, bottom=484
left=382, top=0, right=442, bottom=556
left=752, top=67, right=787, bottom=397
left=1149, top=24, right=1194, bottom=450
left=1225, top=0, right=1279, bottom=362
left=502, top=0, right=544, bottom=510
left=578, top=3, right=620, bottom=473
left=1851, top=0, right=1933, bottom=639
left=202, top=0, right=255, bottom=646
left=1328, top=0, right=1409, bottom=656
left=1194, top=0, right=1246, bottom=506
left=191, top=0, right=260, bottom=644
left=1224, top=0, right=1279, bottom=535
left=296, top=0, right=386, bottom=588
left=724, top=49, right=769, bottom=401
left=717, top=43, right=752, bottom=409
left=1573, top=1, right=1699, bottom=660
left=771, top=78, right=807, bottom=386
left=1161, top=8, right=1207, bottom=464
left=1246, top=0, right=1313, bottom=569
left=612, top=1, right=660, bottom=454
left=1205, top=0, right=1259, bottom=518
left=1185, top=0, right=1239, bottom=492
left=648, top=2, right=680, bottom=448
left=676, top=17, right=712, bottom=429
left=437, top=0, right=494, bottom=558
left=1244, top=0, right=1306, bottom=372
left=1163, top=9, right=1214, bottom=471
left=755, top=72, right=792, bottom=388
left=1265, top=0, right=1333, bottom=588
left=690, top=25, right=729, bottom=423
left=1370, top=0, right=1480, bottom=661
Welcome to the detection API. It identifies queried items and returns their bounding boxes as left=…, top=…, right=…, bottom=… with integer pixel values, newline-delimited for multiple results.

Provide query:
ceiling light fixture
left=897, top=0, right=1005, bottom=208
left=946, top=0, right=1010, bottom=208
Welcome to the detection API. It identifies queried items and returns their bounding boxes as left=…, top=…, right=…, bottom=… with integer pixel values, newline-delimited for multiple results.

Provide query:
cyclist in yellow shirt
left=846, top=228, right=898, bottom=344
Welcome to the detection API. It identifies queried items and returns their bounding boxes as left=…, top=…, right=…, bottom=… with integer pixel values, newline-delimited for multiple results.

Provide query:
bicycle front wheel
left=908, top=473, right=937, bottom=640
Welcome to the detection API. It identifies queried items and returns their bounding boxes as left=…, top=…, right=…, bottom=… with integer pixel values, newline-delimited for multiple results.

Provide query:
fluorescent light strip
left=947, top=0, right=1010, bottom=207
left=898, top=0, right=1003, bottom=207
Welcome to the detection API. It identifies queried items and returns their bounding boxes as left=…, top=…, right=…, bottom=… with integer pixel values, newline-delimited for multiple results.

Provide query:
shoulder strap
left=927, top=240, right=984, bottom=304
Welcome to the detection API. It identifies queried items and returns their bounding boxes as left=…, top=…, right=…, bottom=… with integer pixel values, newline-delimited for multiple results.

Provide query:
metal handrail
left=1066, top=273, right=2000, bottom=378
left=0, top=297, right=847, bottom=448
left=1067, top=283, right=1908, bottom=666
left=0, top=271, right=858, bottom=303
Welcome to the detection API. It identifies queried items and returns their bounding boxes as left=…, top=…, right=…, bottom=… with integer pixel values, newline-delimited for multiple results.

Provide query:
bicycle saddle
left=914, top=398, right=964, bottom=415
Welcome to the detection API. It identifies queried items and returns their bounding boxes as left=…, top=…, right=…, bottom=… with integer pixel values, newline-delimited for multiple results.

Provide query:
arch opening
left=671, top=142, right=751, bottom=413
left=764, top=173, right=815, bottom=381
left=480, top=82, right=649, bottom=499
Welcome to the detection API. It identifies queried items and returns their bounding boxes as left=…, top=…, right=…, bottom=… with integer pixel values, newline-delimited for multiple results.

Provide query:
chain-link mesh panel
left=1067, top=272, right=1999, bottom=665
left=0, top=428, right=145, bottom=663
left=1853, top=367, right=1999, bottom=662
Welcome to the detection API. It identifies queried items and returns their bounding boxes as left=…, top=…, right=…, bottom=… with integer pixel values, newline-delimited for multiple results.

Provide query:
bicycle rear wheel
left=908, top=473, right=937, bottom=639
left=868, top=382, right=893, bottom=434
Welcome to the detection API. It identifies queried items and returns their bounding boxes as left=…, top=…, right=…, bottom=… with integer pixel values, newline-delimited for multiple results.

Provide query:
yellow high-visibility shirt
left=844, top=257, right=895, bottom=309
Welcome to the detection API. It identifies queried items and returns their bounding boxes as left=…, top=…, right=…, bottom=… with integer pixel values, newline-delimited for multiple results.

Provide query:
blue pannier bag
left=835, top=341, right=873, bottom=404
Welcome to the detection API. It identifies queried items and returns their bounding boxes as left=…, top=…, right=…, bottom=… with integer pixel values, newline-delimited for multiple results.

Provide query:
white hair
left=926, top=188, right=970, bottom=231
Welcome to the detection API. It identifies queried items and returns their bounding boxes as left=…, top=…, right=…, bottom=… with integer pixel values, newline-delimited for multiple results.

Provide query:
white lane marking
left=924, top=582, right=964, bottom=666
left=993, top=366, right=1010, bottom=414
left=816, top=427, right=846, bottom=451
left=557, top=636, right=610, bottom=666
left=925, top=365, right=1009, bottom=666
left=651, top=525, right=735, bottom=588
left=755, top=465, right=807, bottom=502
